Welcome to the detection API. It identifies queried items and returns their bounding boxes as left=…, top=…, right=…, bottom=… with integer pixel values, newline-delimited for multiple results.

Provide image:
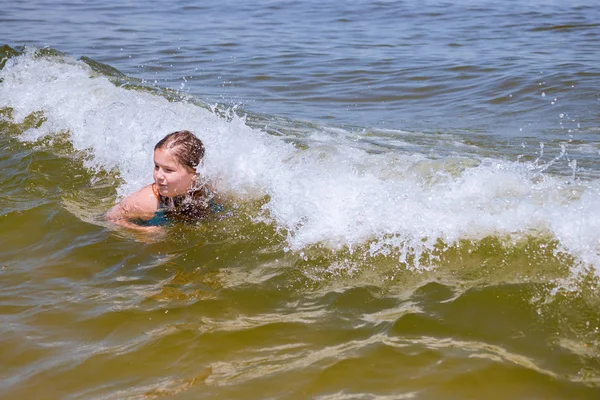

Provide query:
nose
left=154, top=169, right=165, bottom=183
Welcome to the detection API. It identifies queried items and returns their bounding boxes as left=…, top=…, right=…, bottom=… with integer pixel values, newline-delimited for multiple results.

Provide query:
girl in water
left=106, top=130, right=222, bottom=230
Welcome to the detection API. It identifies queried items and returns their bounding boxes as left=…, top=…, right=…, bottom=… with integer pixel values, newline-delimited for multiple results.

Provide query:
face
left=153, top=147, right=197, bottom=197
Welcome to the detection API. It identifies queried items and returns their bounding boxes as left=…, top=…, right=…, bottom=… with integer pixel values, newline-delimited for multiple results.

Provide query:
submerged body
left=106, top=130, right=222, bottom=230
left=131, top=183, right=224, bottom=227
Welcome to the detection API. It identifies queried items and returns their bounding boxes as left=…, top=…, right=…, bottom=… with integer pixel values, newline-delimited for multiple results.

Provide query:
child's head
left=153, top=131, right=205, bottom=198
left=154, top=130, right=205, bottom=171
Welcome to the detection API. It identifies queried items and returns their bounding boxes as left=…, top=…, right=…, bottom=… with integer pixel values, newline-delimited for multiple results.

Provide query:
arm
left=105, top=184, right=161, bottom=230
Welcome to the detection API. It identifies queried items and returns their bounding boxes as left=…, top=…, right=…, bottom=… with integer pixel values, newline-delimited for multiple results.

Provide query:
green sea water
left=2, top=46, right=600, bottom=399
left=2, top=114, right=600, bottom=399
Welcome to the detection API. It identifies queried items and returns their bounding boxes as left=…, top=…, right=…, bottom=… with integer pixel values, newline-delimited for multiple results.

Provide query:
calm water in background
left=2, top=0, right=600, bottom=398
left=4, top=0, right=600, bottom=132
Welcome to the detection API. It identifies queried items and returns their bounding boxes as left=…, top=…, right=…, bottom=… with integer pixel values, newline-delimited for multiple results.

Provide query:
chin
left=157, top=187, right=171, bottom=197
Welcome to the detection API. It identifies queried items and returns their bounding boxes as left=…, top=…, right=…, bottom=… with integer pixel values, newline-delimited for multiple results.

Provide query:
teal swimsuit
left=135, top=209, right=170, bottom=227
left=134, top=184, right=224, bottom=227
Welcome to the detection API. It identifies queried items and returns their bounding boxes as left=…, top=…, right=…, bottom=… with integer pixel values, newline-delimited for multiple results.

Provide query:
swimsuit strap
left=151, top=183, right=168, bottom=208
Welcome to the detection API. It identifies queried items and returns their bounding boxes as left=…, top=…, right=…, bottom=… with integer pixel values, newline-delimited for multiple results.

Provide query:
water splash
left=1, top=48, right=599, bottom=275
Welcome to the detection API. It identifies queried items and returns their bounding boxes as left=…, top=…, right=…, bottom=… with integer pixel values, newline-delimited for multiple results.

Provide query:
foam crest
left=0, top=49, right=292, bottom=199
left=1, top=50, right=599, bottom=272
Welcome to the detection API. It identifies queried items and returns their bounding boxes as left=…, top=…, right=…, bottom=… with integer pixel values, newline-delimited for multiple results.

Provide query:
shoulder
left=106, top=184, right=159, bottom=221
left=121, top=184, right=160, bottom=214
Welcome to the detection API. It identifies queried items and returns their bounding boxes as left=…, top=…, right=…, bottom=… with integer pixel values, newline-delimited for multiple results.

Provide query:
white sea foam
left=1, top=50, right=600, bottom=273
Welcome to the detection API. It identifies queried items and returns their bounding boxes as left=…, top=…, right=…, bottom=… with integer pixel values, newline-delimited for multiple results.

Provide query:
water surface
left=1, top=0, right=600, bottom=398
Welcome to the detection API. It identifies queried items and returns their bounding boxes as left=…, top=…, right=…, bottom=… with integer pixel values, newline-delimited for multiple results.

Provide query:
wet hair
left=154, top=130, right=205, bottom=171
left=154, top=130, right=214, bottom=221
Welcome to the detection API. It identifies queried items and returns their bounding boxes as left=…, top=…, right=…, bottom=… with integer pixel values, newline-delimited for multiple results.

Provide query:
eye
left=154, top=164, right=159, bottom=170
